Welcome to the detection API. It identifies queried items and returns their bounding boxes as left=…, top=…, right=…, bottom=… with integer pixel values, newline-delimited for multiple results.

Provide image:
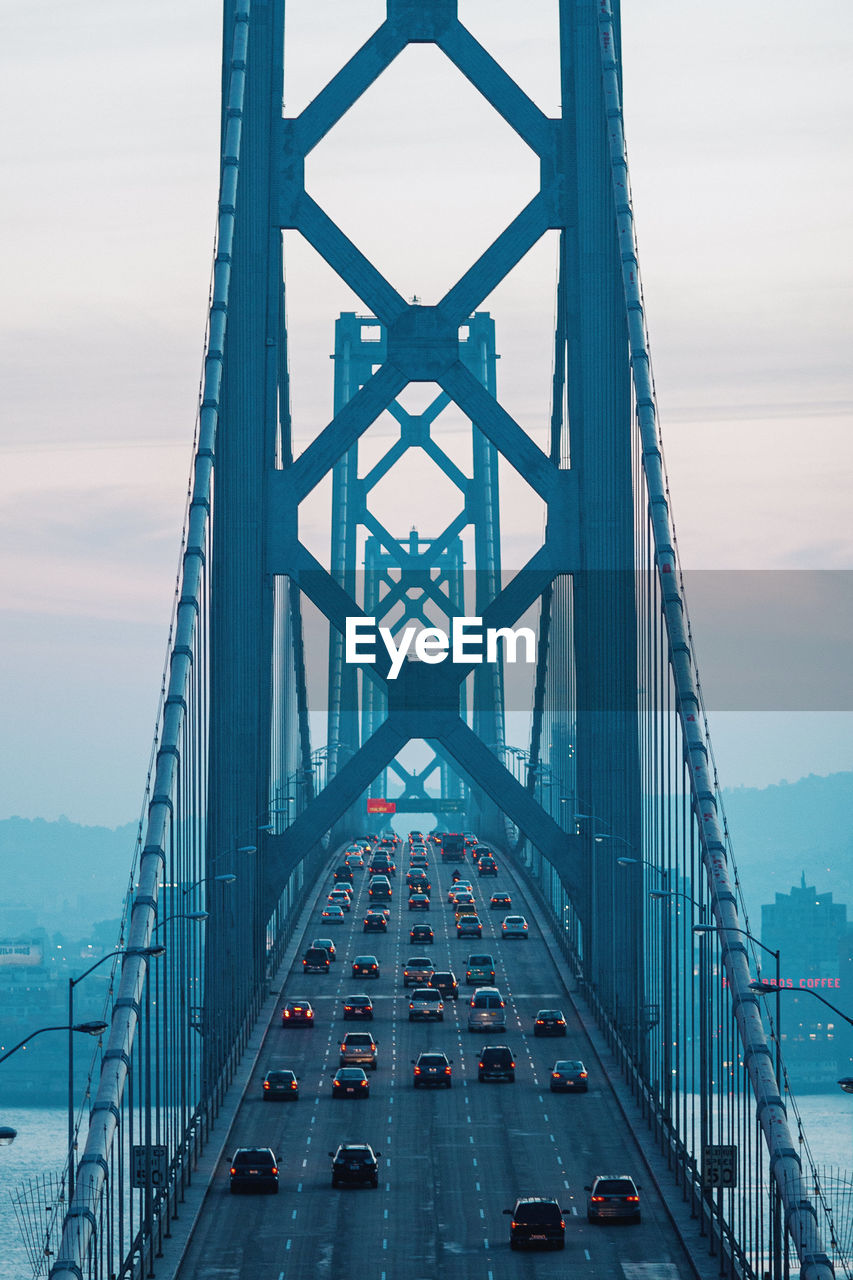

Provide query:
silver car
left=339, top=1031, right=378, bottom=1070
left=467, top=987, right=507, bottom=1032
left=586, top=1175, right=641, bottom=1223
left=408, top=988, right=444, bottom=1022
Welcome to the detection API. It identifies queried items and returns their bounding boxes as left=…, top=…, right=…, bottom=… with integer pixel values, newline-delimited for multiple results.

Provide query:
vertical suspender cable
left=49, top=8, right=252, bottom=1278
left=596, top=4, right=832, bottom=1276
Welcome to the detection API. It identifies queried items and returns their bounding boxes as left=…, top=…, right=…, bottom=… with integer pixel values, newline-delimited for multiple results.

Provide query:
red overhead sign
left=366, top=798, right=396, bottom=814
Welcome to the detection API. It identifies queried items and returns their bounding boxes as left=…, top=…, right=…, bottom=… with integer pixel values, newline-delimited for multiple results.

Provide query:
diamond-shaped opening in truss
left=304, top=43, right=541, bottom=304
left=364, top=446, right=466, bottom=568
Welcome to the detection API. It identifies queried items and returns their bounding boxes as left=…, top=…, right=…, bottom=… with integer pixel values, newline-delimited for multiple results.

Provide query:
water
left=1, top=1097, right=852, bottom=1278
left=0, top=1107, right=69, bottom=1280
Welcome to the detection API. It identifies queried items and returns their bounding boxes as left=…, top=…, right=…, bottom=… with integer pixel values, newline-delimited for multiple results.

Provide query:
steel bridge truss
left=49, top=4, right=839, bottom=1279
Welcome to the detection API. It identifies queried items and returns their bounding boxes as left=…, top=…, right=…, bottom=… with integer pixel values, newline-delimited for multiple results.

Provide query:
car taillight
left=271, top=1167, right=278, bottom=1175
left=510, top=1062, right=515, bottom=1068
left=444, top=1066, right=451, bottom=1074
left=560, top=1219, right=565, bottom=1228
left=306, top=1010, right=313, bottom=1017
left=361, top=1080, right=368, bottom=1087
left=625, top=1195, right=639, bottom=1202
left=552, top=1071, right=560, bottom=1077
left=290, top=1081, right=297, bottom=1089
left=263, top=1081, right=270, bottom=1089
left=579, top=1071, right=588, bottom=1078
left=414, top=1066, right=421, bottom=1074
left=283, top=1011, right=291, bottom=1018
left=591, top=1195, right=604, bottom=1202
left=230, top=1167, right=237, bottom=1175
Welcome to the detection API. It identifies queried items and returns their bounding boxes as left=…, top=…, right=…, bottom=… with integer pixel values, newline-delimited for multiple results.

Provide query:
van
left=467, top=987, right=506, bottom=1033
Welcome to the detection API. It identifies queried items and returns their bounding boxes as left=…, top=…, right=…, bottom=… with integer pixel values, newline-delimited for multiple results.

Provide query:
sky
left=0, top=0, right=851, bottom=827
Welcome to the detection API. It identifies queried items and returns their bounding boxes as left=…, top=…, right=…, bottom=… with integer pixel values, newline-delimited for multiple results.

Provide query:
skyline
left=1, top=0, right=851, bottom=825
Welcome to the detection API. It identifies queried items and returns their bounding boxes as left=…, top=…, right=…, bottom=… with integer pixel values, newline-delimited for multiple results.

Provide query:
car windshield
left=347, top=996, right=370, bottom=1005
left=469, top=956, right=492, bottom=965
left=337, top=1068, right=365, bottom=1079
left=234, top=1150, right=274, bottom=1166
left=419, top=1055, right=447, bottom=1067
left=266, top=1071, right=294, bottom=1083
left=555, top=1061, right=583, bottom=1072
left=412, top=989, right=438, bottom=999
left=596, top=1179, right=635, bottom=1195
left=515, top=1202, right=559, bottom=1224
left=337, top=1148, right=371, bottom=1162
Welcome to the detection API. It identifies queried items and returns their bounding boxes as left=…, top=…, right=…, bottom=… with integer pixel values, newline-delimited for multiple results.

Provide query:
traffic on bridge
left=176, top=830, right=691, bottom=1279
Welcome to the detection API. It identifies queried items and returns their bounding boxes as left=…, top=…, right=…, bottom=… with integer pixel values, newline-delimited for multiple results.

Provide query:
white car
left=501, top=915, right=529, bottom=939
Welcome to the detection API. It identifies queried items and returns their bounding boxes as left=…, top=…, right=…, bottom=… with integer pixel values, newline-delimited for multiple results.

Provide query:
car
left=408, top=988, right=445, bottom=1021
left=263, top=1068, right=299, bottom=1099
left=282, top=999, right=315, bottom=1026
left=321, top=904, right=346, bottom=923
left=403, top=956, right=434, bottom=987
left=412, top=1050, right=453, bottom=1088
left=453, top=899, right=477, bottom=920
left=329, top=1142, right=382, bottom=1188
left=327, top=891, right=351, bottom=911
left=465, top=954, right=496, bottom=985
left=370, top=855, right=396, bottom=877
left=408, top=830, right=424, bottom=842
left=550, top=1060, right=589, bottom=1092
left=477, top=857, right=498, bottom=876
left=352, top=954, right=380, bottom=979
left=410, top=923, right=434, bottom=944
left=489, top=892, right=512, bottom=910
left=229, top=1147, right=279, bottom=1194
left=363, top=910, right=388, bottom=933
left=501, top=914, right=529, bottom=939
left=447, top=880, right=473, bottom=901
left=409, top=892, right=430, bottom=911
left=331, top=1066, right=371, bottom=1098
left=311, top=937, right=337, bottom=961
left=368, top=875, right=392, bottom=901
left=340, top=1031, right=378, bottom=1069
left=379, top=829, right=399, bottom=845
left=409, top=853, right=429, bottom=869
left=342, top=993, right=374, bottom=1020
left=503, top=1197, right=567, bottom=1249
left=585, top=1175, right=642, bottom=1223
left=457, top=914, right=482, bottom=938
left=429, top=970, right=459, bottom=1000
left=303, top=947, right=331, bottom=973
left=467, top=987, right=506, bottom=1032
left=344, top=853, right=365, bottom=869
left=334, top=881, right=354, bottom=898
left=477, top=1045, right=516, bottom=1082
left=534, top=1009, right=568, bottom=1037
left=333, top=865, right=354, bottom=883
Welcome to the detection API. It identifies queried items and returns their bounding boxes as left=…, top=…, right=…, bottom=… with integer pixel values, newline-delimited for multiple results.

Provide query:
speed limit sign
left=702, top=1144, right=737, bottom=1188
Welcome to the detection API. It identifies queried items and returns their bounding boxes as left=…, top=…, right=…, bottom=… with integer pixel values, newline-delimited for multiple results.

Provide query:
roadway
left=176, top=838, right=694, bottom=1280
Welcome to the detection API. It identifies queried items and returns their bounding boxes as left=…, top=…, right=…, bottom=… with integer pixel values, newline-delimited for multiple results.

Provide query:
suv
left=229, top=1147, right=279, bottom=1194
left=586, top=1175, right=641, bottom=1223
left=504, top=1197, right=567, bottom=1249
left=303, top=946, right=331, bottom=973
left=478, top=1044, right=516, bottom=1082
left=457, top=914, right=482, bottom=938
left=333, top=865, right=354, bottom=883
left=466, top=954, right=496, bottom=985
left=412, top=1050, right=453, bottom=1088
left=408, top=988, right=444, bottom=1021
left=368, top=874, right=392, bottom=901
left=330, top=1143, right=381, bottom=1188
left=430, top=970, right=459, bottom=1000
left=403, top=956, right=434, bottom=988
left=467, top=987, right=506, bottom=1032
left=339, top=1031, right=378, bottom=1070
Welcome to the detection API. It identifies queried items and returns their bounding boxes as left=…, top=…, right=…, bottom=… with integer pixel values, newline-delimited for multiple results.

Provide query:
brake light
left=414, top=1066, right=421, bottom=1074
left=360, top=1080, right=368, bottom=1087
left=271, top=1167, right=278, bottom=1175
left=625, top=1195, right=639, bottom=1202
left=290, top=1081, right=297, bottom=1089
left=560, top=1219, right=565, bottom=1229
left=230, top=1167, right=236, bottom=1175
left=478, top=1061, right=484, bottom=1068
left=579, top=1071, right=587, bottom=1078
left=283, top=1011, right=291, bottom=1018
left=444, top=1065, right=451, bottom=1074
left=263, top=1081, right=270, bottom=1089
left=591, top=1195, right=605, bottom=1202
left=552, top=1071, right=560, bottom=1077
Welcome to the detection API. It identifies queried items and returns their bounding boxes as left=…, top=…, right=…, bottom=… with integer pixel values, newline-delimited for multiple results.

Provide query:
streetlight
left=0, top=1021, right=107, bottom=1066
left=153, top=910, right=209, bottom=932
left=181, top=872, right=237, bottom=897
left=67, top=945, right=165, bottom=1198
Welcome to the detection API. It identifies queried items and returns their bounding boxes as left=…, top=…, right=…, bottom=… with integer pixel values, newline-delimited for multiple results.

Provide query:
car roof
left=353, top=954, right=378, bottom=962
left=554, top=1060, right=585, bottom=1069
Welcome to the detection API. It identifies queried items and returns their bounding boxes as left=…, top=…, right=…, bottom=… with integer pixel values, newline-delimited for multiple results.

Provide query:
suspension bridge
left=15, top=2, right=845, bottom=1277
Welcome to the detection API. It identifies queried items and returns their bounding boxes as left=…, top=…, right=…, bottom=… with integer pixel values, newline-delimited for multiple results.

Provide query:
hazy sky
left=1, top=0, right=851, bottom=825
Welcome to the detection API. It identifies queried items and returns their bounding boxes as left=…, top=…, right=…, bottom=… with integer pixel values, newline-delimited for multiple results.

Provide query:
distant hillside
left=0, top=815, right=137, bottom=938
left=721, top=772, right=853, bottom=927
left=1, top=772, right=851, bottom=941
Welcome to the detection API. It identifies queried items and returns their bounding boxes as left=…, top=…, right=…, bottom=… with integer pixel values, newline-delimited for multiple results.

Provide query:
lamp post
left=66, top=946, right=165, bottom=1199
left=181, top=872, right=237, bottom=897
left=0, top=1021, right=107, bottom=1067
